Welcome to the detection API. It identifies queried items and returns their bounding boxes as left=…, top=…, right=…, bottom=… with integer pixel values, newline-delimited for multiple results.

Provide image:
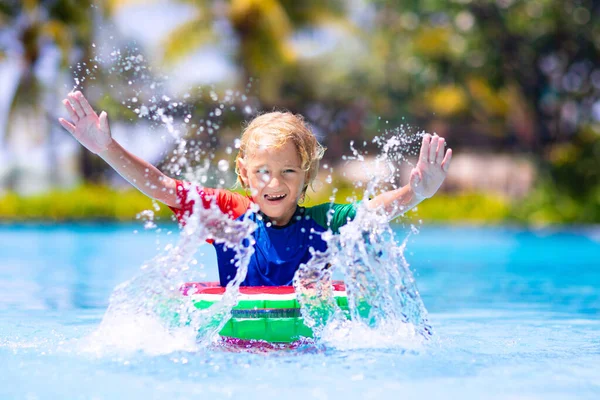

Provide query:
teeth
left=266, top=194, right=285, bottom=200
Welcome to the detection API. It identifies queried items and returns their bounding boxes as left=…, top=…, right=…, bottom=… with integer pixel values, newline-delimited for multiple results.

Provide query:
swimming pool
left=1, top=224, right=599, bottom=399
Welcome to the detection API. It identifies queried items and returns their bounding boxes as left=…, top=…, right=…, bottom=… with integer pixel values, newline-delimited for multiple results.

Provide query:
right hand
left=58, top=91, right=112, bottom=154
left=408, top=133, right=452, bottom=200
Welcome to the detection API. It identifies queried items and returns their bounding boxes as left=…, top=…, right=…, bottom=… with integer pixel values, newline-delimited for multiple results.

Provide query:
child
left=59, top=91, right=452, bottom=286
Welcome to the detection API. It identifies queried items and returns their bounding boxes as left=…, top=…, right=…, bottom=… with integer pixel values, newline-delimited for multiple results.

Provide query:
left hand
left=409, top=133, right=453, bottom=199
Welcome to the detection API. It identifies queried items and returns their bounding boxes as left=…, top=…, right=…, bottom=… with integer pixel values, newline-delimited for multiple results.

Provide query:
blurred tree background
left=0, top=0, right=598, bottom=224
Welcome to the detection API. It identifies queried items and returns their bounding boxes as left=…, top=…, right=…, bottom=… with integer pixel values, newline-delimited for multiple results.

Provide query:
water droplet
left=217, top=160, right=229, bottom=172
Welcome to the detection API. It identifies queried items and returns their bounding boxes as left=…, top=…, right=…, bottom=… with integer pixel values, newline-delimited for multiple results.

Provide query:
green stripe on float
left=232, top=299, right=266, bottom=310
left=223, top=317, right=314, bottom=342
left=267, top=318, right=298, bottom=342
left=336, top=295, right=348, bottom=308
left=231, top=318, right=267, bottom=341
left=220, top=318, right=234, bottom=337
left=296, top=318, right=314, bottom=339
left=193, top=300, right=215, bottom=310
left=265, top=298, right=297, bottom=309
left=190, top=292, right=351, bottom=343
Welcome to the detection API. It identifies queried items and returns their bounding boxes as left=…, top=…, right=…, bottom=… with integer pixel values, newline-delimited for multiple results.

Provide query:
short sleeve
left=168, top=180, right=251, bottom=224
left=305, top=202, right=358, bottom=234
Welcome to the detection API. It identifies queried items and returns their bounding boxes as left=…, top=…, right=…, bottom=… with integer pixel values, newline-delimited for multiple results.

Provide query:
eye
left=283, top=169, right=296, bottom=174
left=256, top=168, right=269, bottom=174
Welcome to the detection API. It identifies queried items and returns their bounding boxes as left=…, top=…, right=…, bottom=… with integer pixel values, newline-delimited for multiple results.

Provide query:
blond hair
left=235, top=111, right=325, bottom=194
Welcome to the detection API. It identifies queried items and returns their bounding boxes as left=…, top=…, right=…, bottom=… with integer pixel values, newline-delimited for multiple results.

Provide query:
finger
left=58, top=118, right=76, bottom=134
left=74, top=91, right=96, bottom=116
left=435, top=138, right=446, bottom=164
left=429, top=134, right=439, bottom=163
left=99, top=111, right=109, bottom=132
left=441, top=148, right=453, bottom=173
left=62, top=99, right=79, bottom=122
left=419, top=134, right=431, bottom=162
left=409, top=168, right=422, bottom=187
left=67, top=92, right=85, bottom=118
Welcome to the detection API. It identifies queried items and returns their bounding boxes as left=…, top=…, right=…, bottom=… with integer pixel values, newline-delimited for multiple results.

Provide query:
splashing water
left=294, top=128, right=432, bottom=350
left=81, top=192, right=257, bottom=355
left=81, top=125, right=432, bottom=354
left=74, top=41, right=260, bottom=355
left=75, top=38, right=432, bottom=353
left=294, top=207, right=431, bottom=351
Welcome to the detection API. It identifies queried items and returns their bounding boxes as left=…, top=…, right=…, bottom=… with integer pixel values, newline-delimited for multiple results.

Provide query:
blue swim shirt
left=169, top=181, right=357, bottom=286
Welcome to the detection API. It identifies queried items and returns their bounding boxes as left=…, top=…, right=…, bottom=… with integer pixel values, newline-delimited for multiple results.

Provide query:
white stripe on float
left=190, top=290, right=347, bottom=302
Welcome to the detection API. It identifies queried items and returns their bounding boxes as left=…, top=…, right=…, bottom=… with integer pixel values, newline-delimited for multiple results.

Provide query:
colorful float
left=180, top=281, right=349, bottom=343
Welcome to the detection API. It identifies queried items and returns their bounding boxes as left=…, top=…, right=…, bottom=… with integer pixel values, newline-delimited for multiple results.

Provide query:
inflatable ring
left=180, top=281, right=348, bottom=343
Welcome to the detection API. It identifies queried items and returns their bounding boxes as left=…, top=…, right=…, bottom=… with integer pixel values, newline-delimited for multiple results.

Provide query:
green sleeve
left=305, top=202, right=359, bottom=234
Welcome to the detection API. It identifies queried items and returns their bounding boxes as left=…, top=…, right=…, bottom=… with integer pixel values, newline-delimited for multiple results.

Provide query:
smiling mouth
left=265, top=193, right=287, bottom=201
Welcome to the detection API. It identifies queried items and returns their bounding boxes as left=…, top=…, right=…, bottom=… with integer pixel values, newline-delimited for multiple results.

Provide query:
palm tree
left=161, top=0, right=351, bottom=103
left=0, top=0, right=101, bottom=191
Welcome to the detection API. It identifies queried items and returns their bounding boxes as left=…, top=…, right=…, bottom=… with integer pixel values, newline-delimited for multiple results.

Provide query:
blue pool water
left=1, top=224, right=599, bottom=399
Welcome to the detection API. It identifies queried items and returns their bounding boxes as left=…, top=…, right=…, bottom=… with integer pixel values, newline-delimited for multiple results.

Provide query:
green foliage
left=1, top=184, right=597, bottom=225
left=509, top=127, right=600, bottom=225
left=403, top=186, right=599, bottom=226
left=402, top=192, right=512, bottom=225
left=2, top=0, right=598, bottom=226
left=0, top=186, right=174, bottom=222
left=510, top=178, right=600, bottom=226
left=305, top=178, right=513, bottom=224
left=546, top=128, right=600, bottom=205
left=304, top=180, right=360, bottom=207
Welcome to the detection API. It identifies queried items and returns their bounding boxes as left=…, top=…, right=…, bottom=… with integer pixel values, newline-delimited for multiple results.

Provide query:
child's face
left=239, top=140, right=306, bottom=226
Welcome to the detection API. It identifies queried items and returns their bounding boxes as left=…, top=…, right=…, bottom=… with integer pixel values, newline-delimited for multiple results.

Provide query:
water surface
left=1, top=224, right=598, bottom=399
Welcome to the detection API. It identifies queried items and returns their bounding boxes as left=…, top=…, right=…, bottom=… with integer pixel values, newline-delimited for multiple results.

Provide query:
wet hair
left=235, top=111, right=325, bottom=194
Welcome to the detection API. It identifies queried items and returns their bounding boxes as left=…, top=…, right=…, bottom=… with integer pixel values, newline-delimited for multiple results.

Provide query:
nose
left=266, top=176, right=280, bottom=188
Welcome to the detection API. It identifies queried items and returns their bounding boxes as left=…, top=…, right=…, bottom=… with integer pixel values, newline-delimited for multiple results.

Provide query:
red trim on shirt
left=168, top=179, right=251, bottom=225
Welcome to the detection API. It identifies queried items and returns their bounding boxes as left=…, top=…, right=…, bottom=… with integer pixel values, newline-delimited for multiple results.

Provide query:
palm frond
left=41, top=20, right=74, bottom=66
left=279, top=0, right=347, bottom=25
left=307, top=12, right=359, bottom=36
left=104, top=0, right=159, bottom=15
left=161, top=13, right=216, bottom=64
left=0, top=1, right=19, bottom=21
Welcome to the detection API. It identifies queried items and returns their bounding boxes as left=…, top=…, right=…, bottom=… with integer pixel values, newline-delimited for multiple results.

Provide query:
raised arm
left=367, top=133, right=452, bottom=219
left=58, top=91, right=179, bottom=208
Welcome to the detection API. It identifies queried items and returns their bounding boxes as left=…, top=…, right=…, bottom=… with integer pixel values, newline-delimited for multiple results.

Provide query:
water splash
left=74, top=38, right=432, bottom=353
left=294, top=207, right=431, bottom=351
left=80, top=194, right=257, bottom=355
left=74, top=41, right=263, bottom=355
left=295, top=128, right=432, bottom=350
left=81, top=124, right=432, bottom=354
left=293, top=248, right=344, bottom=333
left=77, top=57, right=257, bottom=352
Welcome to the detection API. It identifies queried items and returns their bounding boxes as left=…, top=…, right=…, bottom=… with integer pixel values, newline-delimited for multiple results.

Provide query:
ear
left=303, top=169, right=312, bottom=192
left=237, top=157, right=249, bottom=187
